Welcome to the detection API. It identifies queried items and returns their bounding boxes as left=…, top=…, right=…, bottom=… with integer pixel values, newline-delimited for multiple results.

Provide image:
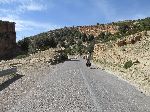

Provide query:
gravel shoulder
left=0, top=62, right=56, bottom=112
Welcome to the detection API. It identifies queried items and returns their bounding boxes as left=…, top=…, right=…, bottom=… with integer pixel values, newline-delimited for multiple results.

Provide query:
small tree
left=17, top=37, right=30, bottom=52
left=88, top=34, right=94, bottom=41
left=81, top=33, right=87, bottom=42
left=97, top=23, right=100, bottom=25
left=87, top=42, right=95, bottom=53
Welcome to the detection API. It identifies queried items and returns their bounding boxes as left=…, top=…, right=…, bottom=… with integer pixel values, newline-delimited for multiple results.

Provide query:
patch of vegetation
left=96, top=17, right=150, bottom=43
left=124, top=60, right=133, bottom=69
left=17, top=27, right=96, bottom=55
left=15, top=54, right=28, bottom=59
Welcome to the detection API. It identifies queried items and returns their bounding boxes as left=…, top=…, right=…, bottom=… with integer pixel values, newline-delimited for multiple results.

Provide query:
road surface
left=1, top=59, right=150, bottom=112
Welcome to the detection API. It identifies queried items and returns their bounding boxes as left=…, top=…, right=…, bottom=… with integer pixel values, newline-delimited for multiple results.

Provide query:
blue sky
left=0, top=0, right=150, bottom=41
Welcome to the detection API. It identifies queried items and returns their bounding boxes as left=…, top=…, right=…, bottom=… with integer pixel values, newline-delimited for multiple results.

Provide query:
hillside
left=17, top=17, right=150, bottom=56
left=93, top=31, right=150, bottom=95
left=17, top=27, right=95, bottom=56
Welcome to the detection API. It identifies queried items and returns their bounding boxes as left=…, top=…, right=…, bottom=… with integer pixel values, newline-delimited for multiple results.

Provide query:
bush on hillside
left=15, top=54, right=28, bottom=59
left=18, top=38, right=30, bottom=52
left=124, top=60, right=133, bottom=69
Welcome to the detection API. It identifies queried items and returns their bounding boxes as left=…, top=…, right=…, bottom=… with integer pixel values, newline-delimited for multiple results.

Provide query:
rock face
left=77, top=24, right=118, bottom=37
left=93, top=31, right=150, bottom=95
left=115, top=32, right=145, bottom=47
left=0, top=20, right=16, bottom=59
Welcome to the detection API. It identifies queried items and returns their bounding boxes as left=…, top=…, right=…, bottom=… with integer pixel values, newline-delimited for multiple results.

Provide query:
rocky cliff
left=0, top=20, right=16, bottom=59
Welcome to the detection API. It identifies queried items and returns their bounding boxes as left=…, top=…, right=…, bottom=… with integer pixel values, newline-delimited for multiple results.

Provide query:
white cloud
left=0, top=0, right=53, bottom=38
left=0, top=14, right=59, bottom=32
left=0, top=14, right=60, bottom=40
left=131, top=14, right=147, bottom=20
left=0, top=9, right=10, bottom=13
left=20, top=1, right=47, bottom=11
left=0, top=0, right=16, bottom=4
left=0, top=0, right=47, bottom=11
left=16, top=20, right=59, bottom=32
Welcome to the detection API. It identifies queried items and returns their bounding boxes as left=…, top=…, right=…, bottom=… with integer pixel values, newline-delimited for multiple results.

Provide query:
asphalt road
left=2, top=59, right=150, bottom=112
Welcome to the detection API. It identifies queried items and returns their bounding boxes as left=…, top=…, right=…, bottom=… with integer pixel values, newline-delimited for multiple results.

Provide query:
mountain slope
left=17, top=17, right=150, bottom=56
left=93, top=31, right=150, bottom=95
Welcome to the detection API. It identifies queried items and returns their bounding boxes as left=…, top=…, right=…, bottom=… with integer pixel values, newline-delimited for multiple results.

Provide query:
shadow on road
left=90, top=67, right=101, bottom=69
left=90, top=67, right=97, bottom=69
left=0, top=74, right=24, bottom=91
left=66, top=59, right=80, bottom=61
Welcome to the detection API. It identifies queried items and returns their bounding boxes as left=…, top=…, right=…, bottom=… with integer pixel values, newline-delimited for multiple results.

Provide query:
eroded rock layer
left=0, top=20, right=16, bottom=59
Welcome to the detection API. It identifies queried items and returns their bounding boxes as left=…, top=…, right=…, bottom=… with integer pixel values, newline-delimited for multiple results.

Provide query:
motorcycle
left=86, top=60, right=91, bottom=67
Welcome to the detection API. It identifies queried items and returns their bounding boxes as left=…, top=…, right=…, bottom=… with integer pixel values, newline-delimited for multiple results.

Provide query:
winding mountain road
left=1, top=59, right=150, bottom=112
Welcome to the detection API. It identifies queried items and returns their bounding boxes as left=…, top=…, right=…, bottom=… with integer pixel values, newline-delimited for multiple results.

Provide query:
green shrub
left=86, top=42, right=95, bottom=53
left=17, top=38, right=30, bottom=52
left=124, top=60, right=133, bottom=69
left=15, top=54, right=28, bottom=59
left=60, top=52, right=68, bottom=60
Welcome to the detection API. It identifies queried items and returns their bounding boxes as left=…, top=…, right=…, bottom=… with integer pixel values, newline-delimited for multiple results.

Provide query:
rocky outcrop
left=115, top=31, right=146, bottom=47
left=0, top=20, right=16, bottom=59
left=93, top=31, right=150, bottom=95
left=77, top=24, right=118, bottom=37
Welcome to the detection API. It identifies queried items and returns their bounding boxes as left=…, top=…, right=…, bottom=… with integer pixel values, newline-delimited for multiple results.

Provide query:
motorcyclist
left=86, top=52, right=91, bottom=67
